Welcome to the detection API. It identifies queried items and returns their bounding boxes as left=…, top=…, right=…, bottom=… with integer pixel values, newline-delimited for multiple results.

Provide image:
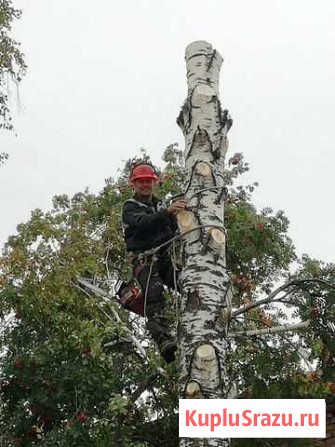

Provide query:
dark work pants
left=132, top=254, right=177, bottom=318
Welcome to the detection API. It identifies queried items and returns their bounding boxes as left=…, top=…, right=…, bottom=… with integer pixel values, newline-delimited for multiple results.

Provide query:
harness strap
left=133, top=263, right=145, bottom=277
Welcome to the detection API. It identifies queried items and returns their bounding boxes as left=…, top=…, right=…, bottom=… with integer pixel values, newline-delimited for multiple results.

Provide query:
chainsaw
left=115, top=277, right=145, bottom=316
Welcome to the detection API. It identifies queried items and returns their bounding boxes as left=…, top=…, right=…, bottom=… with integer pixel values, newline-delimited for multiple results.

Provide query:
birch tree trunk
left=177, top=41, right=233, bottom=447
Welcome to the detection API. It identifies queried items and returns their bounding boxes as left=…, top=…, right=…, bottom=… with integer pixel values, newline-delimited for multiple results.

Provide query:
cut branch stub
left=192, top=84, right=216, bottom=107
left=208, top=228, right=225, bottom=251
left=196, top=344, right=216, bottom=362
left=193, top=344, right=219, bottom=388
left=177, top=210, right=196, bottom=233
left=195, top=162, right=212, bottom=178
left=185, top=380, right=203, bottom=399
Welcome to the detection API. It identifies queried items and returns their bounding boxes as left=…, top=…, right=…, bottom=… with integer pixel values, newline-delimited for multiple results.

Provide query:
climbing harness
left=115, top=223, right=225, bottom=313
left=115, top=252, right=157, bottom=318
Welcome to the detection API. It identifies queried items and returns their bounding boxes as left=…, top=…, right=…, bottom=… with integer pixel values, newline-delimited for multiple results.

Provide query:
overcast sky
left=1, top=0, right=334, bottom=264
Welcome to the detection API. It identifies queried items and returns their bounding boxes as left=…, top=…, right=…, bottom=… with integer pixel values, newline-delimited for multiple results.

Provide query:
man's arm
left=122, top=199, right=187, bottom=231
left=122, top=202, right=171, bottom=231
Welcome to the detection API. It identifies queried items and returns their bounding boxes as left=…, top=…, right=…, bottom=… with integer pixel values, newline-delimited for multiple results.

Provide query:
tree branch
left=230, top=320, right=310, bottom=337
left=72, top=280, right=148, bottom=360
left=231, top=278, right=335, bottom=318
left=114, top=372, right=161, bottom=445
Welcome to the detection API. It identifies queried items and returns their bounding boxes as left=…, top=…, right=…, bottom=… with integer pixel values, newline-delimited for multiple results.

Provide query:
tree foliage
left=0, top=145, right=334, bottom=446
left=0, top=0, right=27, bottom=163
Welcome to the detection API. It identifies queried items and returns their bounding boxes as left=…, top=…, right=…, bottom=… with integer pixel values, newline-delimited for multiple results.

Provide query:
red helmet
left=130, top=164, right=159, bottom=184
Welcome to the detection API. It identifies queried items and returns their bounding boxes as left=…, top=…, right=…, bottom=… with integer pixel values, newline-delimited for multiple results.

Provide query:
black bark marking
left=181, top=243, right=187, bottom=269
left=206, top=77, right=214, bottom=86
left=212, top=310, right=224, bottom=331
left=186, top=288, right=201, bottom=312
left=182, top=282, right=224, bottom=293
left=214, top=186, right=227, bottom=205
left=204, top=318, right=216, bottom=330
left=213, top=146, right=221, bottom=160
left=187, top=89, right=195, bottom=130
left=210, top=343, right=226, bottom=398
left=180, top=323, right=191, bottom=341
left=222, top=282, right=232, bottom=304
left=185, top=265, right=223, bottom=277
left=195, top=127, right=220, bottom=162
left=203, top=260, right=226, bottom=270
left=191, top=206, right=202, bottom=223
left=178, top=98, right=193, bottom=136
left=206, top=49, right=217, bottom=71
left=211, top=167, right=218, bottom=187
left=188, top=239, right=201, bottom=248
left=196, top=191, right=202, bottom=214
left=176, top=109, right=185, bottom=131
left=221, top=108, right=233, bottom=132
left=185, top=126, right=200, bottom=161
left=207, top=214, right=223, bottom=223
left=187, top=52, right=208, bottom=61
left=213, top=250, right=221, bottom=264
left=200, top=231, right=211, bottom=256
left=187, top=133, right=211, bottom=164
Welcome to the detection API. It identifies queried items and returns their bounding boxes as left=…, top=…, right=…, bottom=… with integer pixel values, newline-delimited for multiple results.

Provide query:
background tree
left=0, top=0, right=27, bottom=162
left=0, top=143, right=333, bottom=446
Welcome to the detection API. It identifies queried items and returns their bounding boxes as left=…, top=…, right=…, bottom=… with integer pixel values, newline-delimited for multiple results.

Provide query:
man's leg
left=133, top=260, right=176, bottom=363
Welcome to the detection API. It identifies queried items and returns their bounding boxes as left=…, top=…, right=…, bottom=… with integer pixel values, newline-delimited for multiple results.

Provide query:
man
left=122, top=163, right=186, bottom=363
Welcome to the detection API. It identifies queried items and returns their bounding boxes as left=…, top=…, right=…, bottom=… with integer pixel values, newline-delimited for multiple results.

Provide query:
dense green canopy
left=0, top=145, right=334, bottom=446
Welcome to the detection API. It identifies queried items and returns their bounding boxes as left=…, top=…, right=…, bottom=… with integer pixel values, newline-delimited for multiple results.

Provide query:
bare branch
left=230, top=320, right=310, bottom=337
left=72, top=279, right=148, bottom=360
left=114, top=370, right=166, bottom=445
left=282, top=335, right=313, bottom=371
left=77, top=278, right=118, bottom=302
left=231, top=278, right=335, bottom=318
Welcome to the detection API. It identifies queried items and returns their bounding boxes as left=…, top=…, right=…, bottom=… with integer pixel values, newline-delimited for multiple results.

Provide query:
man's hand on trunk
left=167, top=200, right=187, bottom=215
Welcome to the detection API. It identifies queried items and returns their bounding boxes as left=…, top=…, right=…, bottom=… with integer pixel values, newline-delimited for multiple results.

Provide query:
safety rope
left=169, top=186, right=227, bottom=203
left=144, top=223, right=226, bottom=257
left=171, top=239, right=179, bottom=323
left=138, top=223, right=226, bottom=323
left=143, top=255, right=155, bottom=323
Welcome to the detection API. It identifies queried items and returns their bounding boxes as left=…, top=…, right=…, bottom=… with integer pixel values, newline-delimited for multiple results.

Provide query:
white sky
left=1, top=0, right=334, bottom=263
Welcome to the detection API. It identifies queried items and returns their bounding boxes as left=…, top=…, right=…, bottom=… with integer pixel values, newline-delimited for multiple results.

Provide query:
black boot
left=147, top=311, right=177, bottom=363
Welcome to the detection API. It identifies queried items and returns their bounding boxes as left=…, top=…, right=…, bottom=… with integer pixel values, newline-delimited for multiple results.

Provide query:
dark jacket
left=122, top=194, right=177, bottom=253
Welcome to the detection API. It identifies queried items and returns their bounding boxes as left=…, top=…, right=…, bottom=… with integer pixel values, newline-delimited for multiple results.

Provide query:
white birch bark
left=177, top=41, right=233, bottom=447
